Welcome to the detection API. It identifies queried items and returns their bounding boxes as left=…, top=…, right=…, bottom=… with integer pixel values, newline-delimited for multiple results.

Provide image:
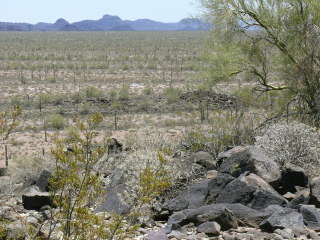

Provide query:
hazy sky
left=0, top=0, right=201, bottom=24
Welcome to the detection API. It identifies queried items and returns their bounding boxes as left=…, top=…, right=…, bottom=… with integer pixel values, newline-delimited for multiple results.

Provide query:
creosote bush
left=255, top=121, right=320, bottom=177
left=181, top=110, right=256, bottom=158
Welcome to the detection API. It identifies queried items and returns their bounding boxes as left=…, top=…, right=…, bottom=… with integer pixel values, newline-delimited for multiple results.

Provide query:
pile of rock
left=146, top=146, right=320, bottom=239
left=2, top=145, right=320, bottom=239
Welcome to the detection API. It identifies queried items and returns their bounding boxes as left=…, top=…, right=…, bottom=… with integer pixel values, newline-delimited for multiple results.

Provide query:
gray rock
left=218, top=146, right=281, bottom=188
left=188, top=151, right=217, bottom=170
left=224, top=203, right=268, bottom=228
left=22, top=191, right=54, bottom=210
left=144, top=231, right=169, bottom=240
left=197, top=221, right=221, bottom=236
left=207, top=173, right=235, bottom=203
left=162, top=180, right=209, bottom=212
left=216, top=179, right=255, bottom=205
left=94, top=184, right=129, bottom=214
left=309, top=177, right=320, bottom=207
left=95, top=169, right=129, bottom=214
left=167, top=204, right=238, bottom=232
left=239, top=173, right=287, bottom=210
left=36, top=170, right=52, bottom=192
left=300, top=205, right=320, bottom=231
left=286, top=192, right=310, bottom=210
left=260, top=210, right=304, bottom=232
left=282, top=164, right=308, bottom=193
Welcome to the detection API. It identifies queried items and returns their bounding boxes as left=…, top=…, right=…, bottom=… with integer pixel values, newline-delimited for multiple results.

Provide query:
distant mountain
left=0, top=14, right=210, bottom=31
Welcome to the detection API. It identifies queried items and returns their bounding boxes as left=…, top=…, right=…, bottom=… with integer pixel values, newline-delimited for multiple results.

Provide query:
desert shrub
left=85, top=86, right=104, bottom=98
left=79, top=102, right=91, bottom=115
left=55, top=106, right=66, bottom=115
left=46, top=114, right=65, bottom=130
left=35, top=94, right=52, bottom=109
left=118, top=85, right=130, bottom=100
left=163, top=87, right=182, bottom=103
left=0, top=155, right=54, bottom=195
left=52, top=93, right=67, bottom=105
left=181, top=110, right=256, bottom=158
left=143, top=87, right=153, bottom=96
left=72, top=92, right=85, bottom=103
left=255, top=121, right=320, bottom=177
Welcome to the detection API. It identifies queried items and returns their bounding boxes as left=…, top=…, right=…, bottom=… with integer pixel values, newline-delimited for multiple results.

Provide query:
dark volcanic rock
left=300, top=205, right=320, bottom=231
left=22, top=191, right=54, bottom=210
left=197, top=221, right=221, bottom=236
left=167, top=204, right=238, bottom=232
left=216, top=179, right=255, bottom=205
left=260, top=209, right=304, bottom=232
left=162, top=180, right=209, bottom=212
left=218, top=146, right=281, bottom=188
left=282, top=163, right=308, bottom=193
left=206, top=173, right=235, bottom=203
left=188, top=151, right=217, bottom=170
left=36, top=170, right=52, bottom=192
left=309, top=177, right=320, bottom=207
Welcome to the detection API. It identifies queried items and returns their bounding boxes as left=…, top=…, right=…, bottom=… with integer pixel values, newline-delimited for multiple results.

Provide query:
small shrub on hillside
left=79, top=102, right=91, bottom=115
left=118, top=85, right=130, bottom=100
left=164, top=87, right=182, bottom=103
left=255, top=121, right=320, bottom=176
left=85, top=86, right=104, bottom=98
left=46, top=114, right=65, bottom=130
left=181, top=110, right=256, bottom=158
left=52, top=93, right=67, bottom=105
left=72, top=92, right=85, bottom=103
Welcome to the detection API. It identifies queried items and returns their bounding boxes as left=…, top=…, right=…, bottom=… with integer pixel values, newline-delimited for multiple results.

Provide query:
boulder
left=206, top=173, right=235, bottom=203
left=216, top=179, right=255, bottom=205
left=218, top=146, right=281, bottom=187
left=197, top=221, right=221, bottom=236
left=282, top=164, right=308, bottom=193
left=216, top=173, right=286, bottom=209
left=22, top=190, right=53, bottom=210
left=287, top=192, right=310, bottom=210
left=188, top=151, right=217, bottom=170
left=94, top=184, right=129, bottom=214
left=309, top=177, right=320, bottom=207
left=36, top=170, right=52, bottom=192
left=95, top=168, right=129, bottom=214
left=260, top=209, right=304, bottom=232
left=224, top=203, right=268, bottom=228
left=300, top=205, right=320, bottom=231
left=144, top=231, right=169, bottom=240
left=162, top=180, right=209, bottom=212
left=167, top=204, right=238, bottom=232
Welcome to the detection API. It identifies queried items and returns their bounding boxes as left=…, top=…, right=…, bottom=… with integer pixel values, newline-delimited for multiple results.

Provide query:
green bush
left=46, top=114, right=65, bottom=130
left=118, top=85, right=130, bottom=100
left=164, top=87, right=182, bottom=103
left=85, top=86, right=104, bottom=98
left=255, top=121, right=320, bottom=177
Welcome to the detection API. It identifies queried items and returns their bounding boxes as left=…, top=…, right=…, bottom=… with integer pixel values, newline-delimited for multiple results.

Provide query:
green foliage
left=163, top=87, right=182, bottom=103
left=50, top=112, right=109, bottom=239
left=201, top=0, right=320, bottom=125
left=85, top=86, right=105, bottom=98
left=0, top=105, right=21, bottom=140
left=46, top=114, right=65, bottom=130
left=118, top=85, right=130, bottom=100
left=182, top=110, right=256, bottom=158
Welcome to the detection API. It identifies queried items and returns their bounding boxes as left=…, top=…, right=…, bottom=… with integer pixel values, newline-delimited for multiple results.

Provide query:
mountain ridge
left=0, top=14, right=210, bottom=31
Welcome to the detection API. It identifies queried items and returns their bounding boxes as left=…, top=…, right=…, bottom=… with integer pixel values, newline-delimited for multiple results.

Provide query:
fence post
left=5, top=145, right=8, bottom=167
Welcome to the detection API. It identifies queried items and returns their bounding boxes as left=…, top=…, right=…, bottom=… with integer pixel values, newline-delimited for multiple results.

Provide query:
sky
left=0, top=0, right=201, bottom=24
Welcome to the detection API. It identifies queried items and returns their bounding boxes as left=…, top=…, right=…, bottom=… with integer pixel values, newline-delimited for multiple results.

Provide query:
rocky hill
left=0, top=14, right=210, bottom=31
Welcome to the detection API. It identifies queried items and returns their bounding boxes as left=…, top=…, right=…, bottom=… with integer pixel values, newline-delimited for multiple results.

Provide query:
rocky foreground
left=1, top=145, right=320, bottom=239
